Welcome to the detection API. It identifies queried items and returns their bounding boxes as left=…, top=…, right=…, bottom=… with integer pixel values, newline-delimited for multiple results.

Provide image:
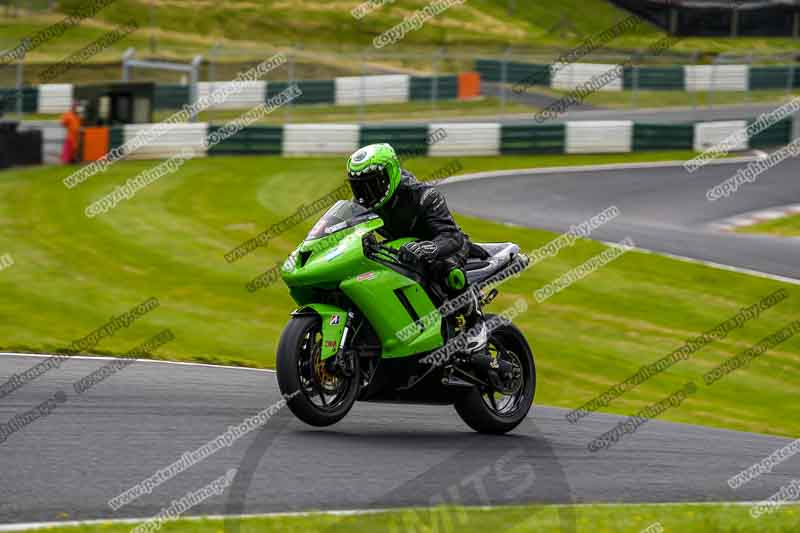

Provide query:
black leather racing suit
left=375, top=170, right=471, bottom=276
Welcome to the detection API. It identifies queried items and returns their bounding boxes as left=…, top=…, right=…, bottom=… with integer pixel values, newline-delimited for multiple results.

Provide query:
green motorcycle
left=277, top=200, right=535, bottom=434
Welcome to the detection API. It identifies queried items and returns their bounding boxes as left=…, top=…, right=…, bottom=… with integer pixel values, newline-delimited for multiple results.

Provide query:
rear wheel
left=276, top=315, right=359, bottom=427
left=454, top=316, right=536, bottom=434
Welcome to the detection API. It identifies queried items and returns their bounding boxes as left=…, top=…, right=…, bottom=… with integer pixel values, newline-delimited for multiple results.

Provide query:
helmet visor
left=348, top=167, right=390, bottom=209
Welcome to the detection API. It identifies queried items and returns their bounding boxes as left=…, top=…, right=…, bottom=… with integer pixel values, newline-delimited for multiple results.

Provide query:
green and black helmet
left=346, top=143, right=401, bottom=210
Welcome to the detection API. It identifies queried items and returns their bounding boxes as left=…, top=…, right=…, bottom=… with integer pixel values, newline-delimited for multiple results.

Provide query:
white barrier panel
left=551, top=63, right=623, bottom=92
left=427, top=123, right=501, bottom=156
left=335, top=75, right=410, bottom=106
left=685, top=65, right=749, bottom=92
left=122, top=123, right=208, bottom=160
left=282, top=124, right=360, bottom=155
left=566, top=121, right=633, bottom=154
left=694, top=120, right=749, bottom=152
left=37, top=84, right=73, bottom=114
left=197, top=81, right=266, bottom=110
left=18, top=120, right=66, bottom=164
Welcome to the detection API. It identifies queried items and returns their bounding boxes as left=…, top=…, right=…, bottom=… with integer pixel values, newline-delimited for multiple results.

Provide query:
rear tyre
left=454, top=316, right=536, bottom=434
left=276, top=315, right=359, bottom=427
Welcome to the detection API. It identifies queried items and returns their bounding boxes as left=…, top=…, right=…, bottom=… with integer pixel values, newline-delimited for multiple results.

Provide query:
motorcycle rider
left=346, top=143, right=514, bottom=385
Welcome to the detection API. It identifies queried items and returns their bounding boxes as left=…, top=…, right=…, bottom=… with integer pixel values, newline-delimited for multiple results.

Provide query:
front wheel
left=276, top=315, right=359, bottom=427
left=454, top=316, right=536, bottom=434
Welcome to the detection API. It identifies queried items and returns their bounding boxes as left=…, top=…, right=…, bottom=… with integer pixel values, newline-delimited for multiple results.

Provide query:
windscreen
left=305, top=200, right=375, bottom=240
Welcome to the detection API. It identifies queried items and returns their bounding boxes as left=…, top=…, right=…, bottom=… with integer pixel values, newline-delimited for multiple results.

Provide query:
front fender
left=291, top=303, right=347, bottom=360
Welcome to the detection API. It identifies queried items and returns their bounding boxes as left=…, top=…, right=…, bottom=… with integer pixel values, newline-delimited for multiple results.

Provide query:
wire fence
left=2, top=43, right=800, bottom=122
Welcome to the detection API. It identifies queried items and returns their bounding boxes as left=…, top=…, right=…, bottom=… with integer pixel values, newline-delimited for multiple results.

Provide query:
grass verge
left=20, top=503, right=800, bottom=532
left=0, top=152, right=798, bottom=437
left=738, top=214, right=800, bottom=237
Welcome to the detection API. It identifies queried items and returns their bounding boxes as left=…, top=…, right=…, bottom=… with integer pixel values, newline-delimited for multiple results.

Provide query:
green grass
left=21, top=503, right=800, bottom=532
left=738, top=214, right=800, bottom=237
left=18, top=99, right=534, bottom=124
left=2, top=0, right=799, bottom=68
left=151, top=98, right=534, bottom=124
left=1, top=151, right=798, bottom=438
left=531, top=87, right=800, bottom=109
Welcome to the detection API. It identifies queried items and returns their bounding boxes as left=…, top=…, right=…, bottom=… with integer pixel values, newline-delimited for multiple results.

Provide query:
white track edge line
left=440, top=155, right=761, bottom=186
left=600, top=240, right=800, bottom=285
left=1, top=502, right=798, bottom=531
left=0, top=352, right=275, bottom=373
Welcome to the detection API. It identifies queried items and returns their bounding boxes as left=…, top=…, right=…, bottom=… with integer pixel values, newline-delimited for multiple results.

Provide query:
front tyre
left=276, top=315, right=359, bottom=427
left=454, top=316, right=536, bottom=434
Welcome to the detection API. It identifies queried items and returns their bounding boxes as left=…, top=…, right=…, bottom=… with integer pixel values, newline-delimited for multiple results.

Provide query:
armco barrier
left=566, top=121, right=633, bottom=153
left=122, top=123, right=208, bottom=160
left=633, top=123, right=694, bottom=151
left=359, top=126, right=430, bottom=156
left=501, top=124, right=565, bottom=154
left=749, top=118, right=793, bottom=149
left=335, top=75, right=410, bottom=105
left=478, top=58, right=800, bottom=92
left=267, top=80, right=335, bottom=105
left=623, top=66, right=684, bottom=91
left=37, top=84, right=73, bottom=114
left=282, top=124, right=360, bottom=155
left=207, top=125, right=283, bottom=155
left=0, top=87, right=38, bottom=113
left=409, top=76, right=458, bottom=101
left=428, top=123, right=501, bottom=156
left=694, top=121, right=749, bottom=152
left=18, top=115, right=800, bottom=166
left=154, top=85, right=190, bottom=111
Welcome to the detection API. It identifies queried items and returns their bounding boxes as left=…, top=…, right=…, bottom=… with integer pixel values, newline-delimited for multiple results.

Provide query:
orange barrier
left=82, top=127, right=109, bottom=162
left=458, top=72, right=481, bottom=100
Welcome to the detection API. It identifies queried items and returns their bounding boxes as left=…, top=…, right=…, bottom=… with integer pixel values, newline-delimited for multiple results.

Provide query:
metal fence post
left=501, top=47, right=511, bottom=113
left=287, top=48, right=296, bottom=124
left=359, top=51, right=367, bottom=124
left=630, top=50, right=640, bottom=110
left=190, top=55, right=202, bottom=122
left=788, top=52, right=797, bottom=98
left=431, top=48, right=440, bottom=115
left=15, top=58, right=23, bottom=119
left=690, top=51, right=698, bottom=113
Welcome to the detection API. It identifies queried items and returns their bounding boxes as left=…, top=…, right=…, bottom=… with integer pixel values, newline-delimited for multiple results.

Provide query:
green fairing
left=281, top=209, right=443, bottom=359
left=298, top=303, right=347, bottom=360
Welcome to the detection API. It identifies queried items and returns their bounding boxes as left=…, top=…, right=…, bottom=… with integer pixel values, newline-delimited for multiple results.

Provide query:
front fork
left=326, top=311, right=356, bottom=377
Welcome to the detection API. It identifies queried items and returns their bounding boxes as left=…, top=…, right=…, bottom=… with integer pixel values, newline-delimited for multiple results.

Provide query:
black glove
left=399, top=241, right=438, bottom=265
